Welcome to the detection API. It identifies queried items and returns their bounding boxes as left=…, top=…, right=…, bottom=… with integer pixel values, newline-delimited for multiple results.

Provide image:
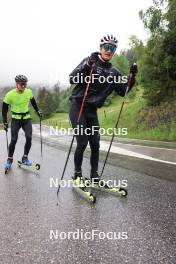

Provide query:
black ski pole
left=39, top=117, right=43, bottom=157
left=100, top=76, right=132, bottom=178
left=57, top=66, right=94, bottom=197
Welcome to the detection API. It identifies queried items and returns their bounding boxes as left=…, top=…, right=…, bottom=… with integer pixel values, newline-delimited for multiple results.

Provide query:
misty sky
left=0, top=0, right=153, bottom=87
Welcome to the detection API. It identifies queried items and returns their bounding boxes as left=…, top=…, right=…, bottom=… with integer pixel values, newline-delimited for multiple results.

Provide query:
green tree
left=139, top=0, right=176, bottom=105
left=57, top=88, right=71, bottom=113
left=52, top=82, right=60, bottom=111
left=37, top=87, right=56, bottom=118
left=111, top=54, right=129, bottom=75
left=122, top=35, right=145, bottom=84
left=121, top=47, right=137, bottom=67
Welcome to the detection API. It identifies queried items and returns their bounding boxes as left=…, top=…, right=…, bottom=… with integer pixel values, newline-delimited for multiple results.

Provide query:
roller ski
left=4, top=158, right=13, bottom=174
left=84, top=172, right=128, bottom=197
left=72, top=172, right=96, bottom=204
left=17, top=156, right=40, bottom=171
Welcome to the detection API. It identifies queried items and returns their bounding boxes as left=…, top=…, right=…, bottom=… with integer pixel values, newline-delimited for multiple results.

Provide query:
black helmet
left=15, top=75, right=28, bottom=83
left=100, top=34, right=118, bottom=48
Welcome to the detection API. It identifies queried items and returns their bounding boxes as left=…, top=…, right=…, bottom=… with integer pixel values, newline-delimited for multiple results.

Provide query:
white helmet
left=100, top=34, right=118, bottom=48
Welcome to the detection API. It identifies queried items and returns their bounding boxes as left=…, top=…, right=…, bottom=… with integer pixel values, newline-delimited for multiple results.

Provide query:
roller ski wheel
left=18, top=161, right=21, bottom=168
left=35, top=164, right=40, bottom=170
left=89, top=193, right=96, bottom=203
left=72, top=176, right=96, bottom=204
left=118, top=188, right=128, bottom=197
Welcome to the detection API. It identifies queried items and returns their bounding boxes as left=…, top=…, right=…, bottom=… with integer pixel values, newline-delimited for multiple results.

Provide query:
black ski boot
left=72, top=171, right=83, bottom=180
left=90, top=171, right=100, bottom=184
left=72, top=171, right=87, bottom=189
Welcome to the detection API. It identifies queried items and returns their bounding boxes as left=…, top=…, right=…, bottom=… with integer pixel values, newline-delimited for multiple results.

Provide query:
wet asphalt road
left=0, top=130, right=176, bottom=264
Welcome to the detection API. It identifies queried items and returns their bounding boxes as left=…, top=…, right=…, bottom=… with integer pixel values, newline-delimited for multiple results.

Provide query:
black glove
left=37, top=110, right=42, bottom=119
left=3, top=122, right=8, bottom=132
left=130, top=63, right=138, bottom=76
left=88, top=52, right=101, bottom=66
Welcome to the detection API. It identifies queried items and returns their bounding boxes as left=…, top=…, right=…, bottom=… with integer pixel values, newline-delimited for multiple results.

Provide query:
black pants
left=8, top=119, right=32, bottom=158
left=69, top=100, right=100, bottom=173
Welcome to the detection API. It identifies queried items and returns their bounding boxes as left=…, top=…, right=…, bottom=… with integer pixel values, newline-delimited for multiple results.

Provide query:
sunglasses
left=17, top=82, right=26, bottom=86
left=103, top=44, right=116, bottom=53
